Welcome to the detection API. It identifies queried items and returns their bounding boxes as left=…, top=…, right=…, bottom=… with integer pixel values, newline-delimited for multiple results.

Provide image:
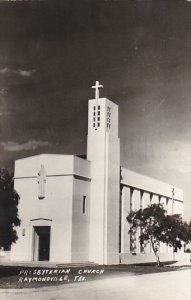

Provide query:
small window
left=93, top=112, right=96, bottom=116
left=97, top=123, right=100, bottom=127
left=93, top=123, right=95, bottom=127
left=98, top=117, right=100, bottom=121
left=107, top=118, right=110, bottom=123
left=93, top=106, right=96, bottom=110
left=107, top=107, right=111, bottom=112
left=83, top=196, right=86, bottom=214
left=98, top=105, right=100, bottom=110
left=93, top=117, right=95, bottom=122
left=98, top=111, right=100, bottom=116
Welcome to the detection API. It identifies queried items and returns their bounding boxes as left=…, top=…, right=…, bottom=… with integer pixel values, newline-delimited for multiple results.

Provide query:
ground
left=0, top=269, right=190, bottom=300
left=0, top=263, right=189, bottom=289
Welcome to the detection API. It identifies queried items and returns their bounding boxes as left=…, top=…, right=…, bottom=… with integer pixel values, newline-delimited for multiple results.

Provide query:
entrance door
left=33, top=226, right=50, bottom=261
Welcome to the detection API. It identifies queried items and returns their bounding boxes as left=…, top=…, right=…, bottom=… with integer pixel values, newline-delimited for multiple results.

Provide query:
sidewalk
left=0, top=261, right=97, bottom=268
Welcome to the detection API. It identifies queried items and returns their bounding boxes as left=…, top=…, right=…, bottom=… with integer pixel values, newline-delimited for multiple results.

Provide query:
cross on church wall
left=37, top=164, right=47, bottom=199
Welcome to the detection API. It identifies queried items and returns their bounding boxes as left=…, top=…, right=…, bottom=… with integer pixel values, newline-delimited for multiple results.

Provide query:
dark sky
left=0, top=0, right=191, bottom=220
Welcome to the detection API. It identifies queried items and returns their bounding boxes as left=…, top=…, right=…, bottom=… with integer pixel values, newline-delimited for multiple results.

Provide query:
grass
left=0, top=263, right=190, bottom=289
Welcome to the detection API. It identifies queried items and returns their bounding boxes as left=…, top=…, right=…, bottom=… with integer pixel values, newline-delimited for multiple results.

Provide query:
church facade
left=10, top=82, right=184, bottom=265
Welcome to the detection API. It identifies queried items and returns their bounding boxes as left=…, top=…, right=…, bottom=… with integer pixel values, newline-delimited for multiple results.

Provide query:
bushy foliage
left=127, top=204, right=190, bottom=266
left=0, top=169, right=20, bottom=250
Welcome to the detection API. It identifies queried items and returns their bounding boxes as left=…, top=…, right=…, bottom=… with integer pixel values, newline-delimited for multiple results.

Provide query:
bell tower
left=87, top=81, right=120, bottom=264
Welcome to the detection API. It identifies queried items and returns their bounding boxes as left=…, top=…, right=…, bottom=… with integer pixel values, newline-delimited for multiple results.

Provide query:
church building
left=10, top=82, right=184, bottom=265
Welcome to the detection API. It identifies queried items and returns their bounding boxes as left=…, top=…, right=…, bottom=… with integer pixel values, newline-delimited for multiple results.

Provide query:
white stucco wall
left=105, top=133, right=120, bottom=264
left=120, top=186, right=131, bottom=254
left=11, top=154, right=91, bottom=263
left=87, top=97, right=120, bottom=264
left=121, top=167, right=183, bottom=201
left=87, top=132, right=106, bottom=264
left=71, top=177, right=90, bottom=262
left=11, top=175, right=74, bottom=262
left=120, top=167, right=184, bottom=261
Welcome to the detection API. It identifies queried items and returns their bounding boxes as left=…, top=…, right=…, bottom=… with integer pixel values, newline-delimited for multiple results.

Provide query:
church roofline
left=15, top=153, right=90, bottom=162
left=14, top=154, right=91, bottom=180
left=88, top=97, right=119, bottom=105
left=120, top=165, right=182, bottom=189
left=14, top=153, right=74, bottom=161
left=120, top=166, right=183, bottom=201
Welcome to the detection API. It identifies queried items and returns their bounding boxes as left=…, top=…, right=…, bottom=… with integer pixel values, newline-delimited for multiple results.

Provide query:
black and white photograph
left=0, top=0, right=191, bottom=299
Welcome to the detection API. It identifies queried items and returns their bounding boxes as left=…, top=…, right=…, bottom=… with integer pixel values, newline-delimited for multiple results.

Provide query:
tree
left=182, top=221, right=191, bottom=252
left=0, top=168, right=20, bottom=250
left=126, top=204, right=189, bottom=266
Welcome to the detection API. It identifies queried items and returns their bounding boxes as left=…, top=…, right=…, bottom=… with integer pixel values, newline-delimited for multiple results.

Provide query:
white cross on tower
left=92, top=81, right=103, bottom=100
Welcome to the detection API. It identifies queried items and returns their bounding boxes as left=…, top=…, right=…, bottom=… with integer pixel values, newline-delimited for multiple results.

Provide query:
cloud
left=0, top=111, right=10, bottom=117
left=0, top=88, right=8, bottom=95
left=0, top=68, right=36, bottom=78
left=17, top=70, right=36, bottom=77
left=0, top=140, right=49, bottom=152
